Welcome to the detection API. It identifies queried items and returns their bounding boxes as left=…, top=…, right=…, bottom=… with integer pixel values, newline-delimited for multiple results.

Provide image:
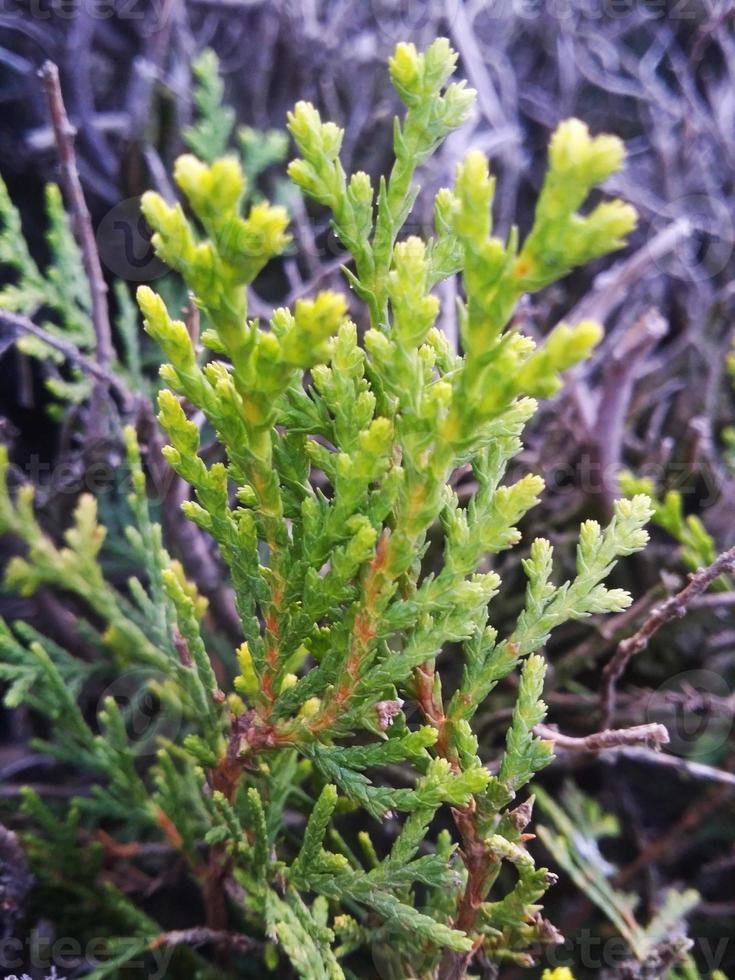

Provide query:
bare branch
left=533, top=722, right=669, bottom=753
left=148, top=927, right=261, bottom=954
left=39, top=61, right=114, bottom=374
left=590, top=308, right=669, bottom=506
left=600, top=544, right=735, bottom=727
left=607, top=747, right=735, bottom=790
left=0, top=309, right=129, bottom=403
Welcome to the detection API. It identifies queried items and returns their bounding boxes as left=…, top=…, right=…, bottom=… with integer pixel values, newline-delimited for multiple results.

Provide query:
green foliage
left=0, top=39, right=649, bottom=978
left=0, top=177, right=96, bottom=405
left=184, top=48, right=290, bottom=206
left=0, top=173, right=153, bottom=407
left=0, top=48, right=289, bottom=417
left=535, top=784, right=701, bottom=974
left=183, top=49, right=237, bottom=164
left=620, top=472, right=730, bottom=589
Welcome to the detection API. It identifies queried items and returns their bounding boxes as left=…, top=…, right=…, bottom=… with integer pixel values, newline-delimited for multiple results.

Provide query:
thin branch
left=533, top=722, right=669, bottom=753
left=566, top=218, right=691, bottom=435
left=39, top=61, right=114, bottom=373
left=0, top=309, right=130, bottom=403
left=449, top=0, right=507, bottom=130
left=148, top=927, right=262, bottom=954
left=606, top=747, right=735, bottom=789
left=691, top=591, right=735, bottom=608
left=600, top=544, right=735, bottom=727
left=567, top=217, right=692, bottom=327
left=591, top=308, right=669, bottom=507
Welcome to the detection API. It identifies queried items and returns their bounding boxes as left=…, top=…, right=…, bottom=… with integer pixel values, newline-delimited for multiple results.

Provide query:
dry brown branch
left=0, top=309, right=129, bottom=402
left=148, top=927, right=261, bottom=953
left=567, top=217, right=692, bottom=328
left=591, top=308, right=669, bottom=507
left=691, top=591, right=735, bottom=609
left=563, top=219, right=690, bottom=444
left=39, top=61, right=114, bottom=374
left=533, top=721, right=669, bottom=753
left=449, top=1, right=506, bottom=130
left=601, top=544, right=735, bottom=727
left=607, top=747, right=735, bottom=789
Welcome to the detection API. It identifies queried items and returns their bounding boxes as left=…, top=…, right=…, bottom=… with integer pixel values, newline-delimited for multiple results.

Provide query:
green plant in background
left=619, top=473, right=732, bottom=592
left=0, top=38, right=653, bottom=979
left=183, top=48, right=236, bottom=164
left=0, top=179, right=141, bottom=409
left=620, top=336, right=734, bottom=584
left=535, top=784, right=701, bottom=974
left=0, top=48, right=289, bottom=417
left=184, top=48, right=290, bottom=206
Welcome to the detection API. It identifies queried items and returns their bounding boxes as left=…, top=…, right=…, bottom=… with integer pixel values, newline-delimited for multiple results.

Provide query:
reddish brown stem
left=415, top=663, right=452, bottom=761
left=437, top=798, right=495, bottom=980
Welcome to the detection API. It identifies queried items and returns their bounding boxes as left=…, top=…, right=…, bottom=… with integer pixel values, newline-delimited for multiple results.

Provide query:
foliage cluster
left=0, top=38, right=668, bottom=980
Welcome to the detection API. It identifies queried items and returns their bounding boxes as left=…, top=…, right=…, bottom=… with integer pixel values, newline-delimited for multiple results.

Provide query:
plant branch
left=590, top=308, right=668, bottom=507
left=604, top=747, right=735, bottom=789
left=149, top=927, right=262, bottom=954
left=533, top=722, right=669, bottom=753
left=600, top=544, right=735, bottom=727
left=0, top=309, right=129, bottom=402
left=39, top=60, right=114, bottom=373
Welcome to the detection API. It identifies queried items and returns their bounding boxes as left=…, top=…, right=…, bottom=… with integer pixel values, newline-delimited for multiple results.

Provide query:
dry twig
left=39, top=61, right=114, bottom=373
left=607, top=747, right=735, bottom=789
left=533, top=721, right=669, bottom=753
left=591, top=308, right=669, bottom=507
left=0, top=309, right=128, bottom=402
left=148, top=927, right=261, bottom=954
left=601, top=544, right=735, bottom=727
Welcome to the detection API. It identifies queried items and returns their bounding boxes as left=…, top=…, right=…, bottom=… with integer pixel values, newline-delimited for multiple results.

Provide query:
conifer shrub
left=0, top=38, right=652, bottom=979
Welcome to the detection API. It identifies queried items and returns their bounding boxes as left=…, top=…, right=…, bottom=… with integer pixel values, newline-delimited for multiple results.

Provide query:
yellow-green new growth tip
left=515, top=117, right=637, bottom=291
left=549, top=117, right=624, bottom=183
left=389, top=38, right=459, bottom=103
